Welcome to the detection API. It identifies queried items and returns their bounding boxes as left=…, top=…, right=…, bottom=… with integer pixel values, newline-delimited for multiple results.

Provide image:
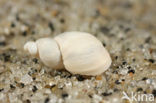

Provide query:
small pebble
left=31, top=31, right=35, bottom=35
left=128, top=69, right=135, bottom=74
left=0, top=42, right=6, bottom=46
left=122, top=79, right=125, bottom=81
left=0, top=88, right=4, bottom=92
left=100, top=26, right=109, bottom=33
left=102, top=43, right=106, bottom=47
left=115, top=56, right=118, bottom=60
left=76, top=75, right=85, bottom=81
left=62, top=93, right=68, bottom=98
left=137, top=88, right=143, bottom=92
left=10, top=84, right=16, bottom=90
left=20, top=74, right=33, bottom=84
left=88, top=94, right=92, bottom=98
left=11, top=22, right=16, bottom=28
left=44, top=97, right=50, bottom=103
left=114, top=88, right=119, bottom=92
left=2, top=53, right=10, bottom=62
left=32, top=86, right=38, bottom=92
left=148, top=59, right=155, bottom=63
left=124, top=28, right=131, bottom=32
left=32, top=58, right=38, bottom=64
left=96, top=75, right=102, bottom=80
left=115, top=80, right=121, bottom=84
left=142, top=77, right=148, bottom=81
left=48, top=22, right=55, bottom=32
left=132, top=58, right=136, bottom=62
left=60, top=18, right=65, bottom=23
left=20, top=83, right=25, bottom=88
left=22, top=31, right=27, bottom=36
left=16, top=15, right=20, bottom=21
left=32, top=77, right=36, bottom=81
left=127, top=66, right=131, bottom=69
left=122, top=61, right=127, bottom=65
left=152, top=89, right=156, bottom=97
left=102, top=92, right=112, bottom=96
left=126, top=48, right=130, bottom=51
left=25, top=99, right=31, bottom=103
left=145, top=37, right=151, bottom=43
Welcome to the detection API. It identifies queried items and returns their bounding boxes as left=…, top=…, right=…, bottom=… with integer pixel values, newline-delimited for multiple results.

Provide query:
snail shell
left=24, top=31, right=112, bottom=76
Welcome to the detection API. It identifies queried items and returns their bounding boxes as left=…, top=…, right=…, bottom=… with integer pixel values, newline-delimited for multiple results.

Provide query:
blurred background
left=0, top=0, right=155, bottom=48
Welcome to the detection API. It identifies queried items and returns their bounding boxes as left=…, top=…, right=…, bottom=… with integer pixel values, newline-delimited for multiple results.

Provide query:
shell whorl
left=54, top=31, right=112, bottom=75
left=24, top=38, right=64, bottom=69
left=24, top=41, right=38, bottom=56
left=35, top=38, right=64, bottom=69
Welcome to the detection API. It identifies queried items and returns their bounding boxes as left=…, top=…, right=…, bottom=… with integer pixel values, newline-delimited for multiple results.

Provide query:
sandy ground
left=0, top=0, right=156, bottom=103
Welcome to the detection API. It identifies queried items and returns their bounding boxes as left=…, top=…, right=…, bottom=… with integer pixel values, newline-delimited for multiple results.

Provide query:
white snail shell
left=24, top=31, right=112, bottom=76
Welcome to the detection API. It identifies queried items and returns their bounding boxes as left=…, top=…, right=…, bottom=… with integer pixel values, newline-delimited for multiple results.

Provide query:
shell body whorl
left=54, top=32, right=112, bottom=75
